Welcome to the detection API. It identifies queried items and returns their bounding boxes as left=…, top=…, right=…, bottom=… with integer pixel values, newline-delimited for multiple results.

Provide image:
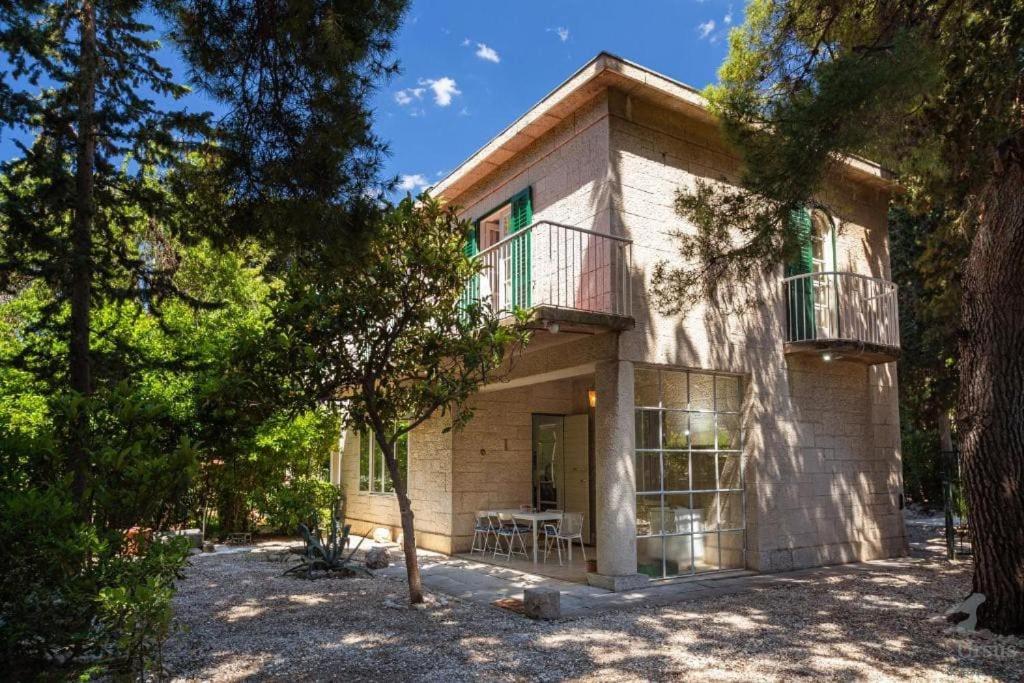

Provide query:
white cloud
left=461, top=37, right=470, bottom=46
left=419, top=77, right=461, bottom=107
left=547, top=26, right=570, bottom=42
left=698, top=19, right=716, bottom=39
left=394, top=87, right=424, bottom=106
left=398, top=173, right=429, bottom=193
left=475, top=42, right=500, bottom=63
left=724, top=6, right=733, bottom=24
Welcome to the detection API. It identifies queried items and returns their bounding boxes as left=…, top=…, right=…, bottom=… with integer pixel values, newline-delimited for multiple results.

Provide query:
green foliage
left=285, top=509, right=367, bottom=579
left=163, top=0, right=409, bottom=255
left=0, top=486, right=190, bottom=678
left=890, top=207, right=964, bottom=504
left=265, top=193, right=530, bottom=603
left=272, top=194, right=529, bottom=440
left=653, top=0, right=1024, bottom=309
left=258, top=476, right=340, bottom=535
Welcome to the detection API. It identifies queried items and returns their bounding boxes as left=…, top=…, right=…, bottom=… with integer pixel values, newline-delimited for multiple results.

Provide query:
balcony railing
left=783, top=271, right=900, bottom=350
left=469, top=220, right=633, bottom=319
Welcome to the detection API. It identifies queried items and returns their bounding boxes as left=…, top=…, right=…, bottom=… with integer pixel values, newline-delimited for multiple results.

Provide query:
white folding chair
left=470, top=511, right=494, bottom=554
left=544, top=512, right=587, bottom=565
left=493, top=511, right=529, bottom=561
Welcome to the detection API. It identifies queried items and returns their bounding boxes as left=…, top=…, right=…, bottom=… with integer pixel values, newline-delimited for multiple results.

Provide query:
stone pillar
left=329, top=431, right=345, bottom=486
left=588, top=359, right=648, bottom=591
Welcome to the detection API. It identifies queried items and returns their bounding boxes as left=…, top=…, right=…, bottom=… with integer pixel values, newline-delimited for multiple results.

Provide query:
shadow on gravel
left=163, top=526, right=1020, bottom=682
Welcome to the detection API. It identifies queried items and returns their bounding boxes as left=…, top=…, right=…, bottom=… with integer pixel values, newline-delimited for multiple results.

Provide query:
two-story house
left=330, top=53, right=905, bottom=590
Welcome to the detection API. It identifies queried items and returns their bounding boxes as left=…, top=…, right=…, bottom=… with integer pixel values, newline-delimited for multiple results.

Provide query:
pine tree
left=0, top=0, right=209, bottom=506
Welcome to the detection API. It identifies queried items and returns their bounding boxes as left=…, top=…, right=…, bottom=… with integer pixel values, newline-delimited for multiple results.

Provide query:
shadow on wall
left=595, top=99, right=903, bottom=572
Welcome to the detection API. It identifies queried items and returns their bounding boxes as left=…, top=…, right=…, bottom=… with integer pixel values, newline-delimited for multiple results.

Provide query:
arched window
left=810, top=208, right=836, bottom=275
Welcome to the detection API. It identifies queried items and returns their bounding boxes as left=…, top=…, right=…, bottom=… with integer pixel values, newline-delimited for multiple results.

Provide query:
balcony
left=783, top=271, right=900, bottom=364
left=468, top=221, right=634, bottom=333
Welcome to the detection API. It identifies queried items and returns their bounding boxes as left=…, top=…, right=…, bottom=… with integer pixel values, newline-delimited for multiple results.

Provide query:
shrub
left=0, top=486, right=190, bottom=679
left=258, top=477, right=341, bottom=534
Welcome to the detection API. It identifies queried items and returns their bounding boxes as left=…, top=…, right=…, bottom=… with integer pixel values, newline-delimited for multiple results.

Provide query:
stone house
left=330, top=53, right=905, bottom=590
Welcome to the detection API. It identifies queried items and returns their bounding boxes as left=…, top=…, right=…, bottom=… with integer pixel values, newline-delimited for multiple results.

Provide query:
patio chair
left=470, top=510, right=495, bottom=554
left=540, top=509, right=562, bottom=551
left=493, top=511, right=530, bottom=561
left=544, top=511, right=587, bottom=566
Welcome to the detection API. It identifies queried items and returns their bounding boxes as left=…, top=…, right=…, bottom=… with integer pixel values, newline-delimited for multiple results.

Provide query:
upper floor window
left=810, top=209, right=836, bottom=274
left=358, top=429, right=408, bottom=494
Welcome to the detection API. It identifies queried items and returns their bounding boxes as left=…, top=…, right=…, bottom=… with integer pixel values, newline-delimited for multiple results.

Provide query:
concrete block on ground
left=523, top=587, right=561, bottom=620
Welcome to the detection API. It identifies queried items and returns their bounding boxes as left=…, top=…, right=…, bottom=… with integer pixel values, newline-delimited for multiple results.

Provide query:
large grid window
left=634, top=368, right=745, bottom=578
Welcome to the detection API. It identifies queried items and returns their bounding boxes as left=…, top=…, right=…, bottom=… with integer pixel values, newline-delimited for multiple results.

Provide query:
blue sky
left=1, top=1, right=738, bottom=194
left=378, top=0, right=737, bottom=195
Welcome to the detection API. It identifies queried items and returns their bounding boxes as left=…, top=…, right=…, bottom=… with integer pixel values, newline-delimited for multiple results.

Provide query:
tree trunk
left=69, top=0, right=98, bottom=508
left=957, top=133, right=1024, bottom=635
left=378, top=437, right=423, bottom=604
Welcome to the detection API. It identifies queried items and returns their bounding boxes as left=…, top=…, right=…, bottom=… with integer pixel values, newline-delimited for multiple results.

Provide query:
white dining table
left=485, top=509, right=563, bottom=563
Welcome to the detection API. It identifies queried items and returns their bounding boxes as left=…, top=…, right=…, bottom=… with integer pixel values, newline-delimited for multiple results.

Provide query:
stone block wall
left=340, top=413, right=455, bottom=554
left=604, top=87, right=905, bottom=570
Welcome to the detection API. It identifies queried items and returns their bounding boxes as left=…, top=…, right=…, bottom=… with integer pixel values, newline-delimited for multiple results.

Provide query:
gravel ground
left=163, top=524, right=1022, bottom=682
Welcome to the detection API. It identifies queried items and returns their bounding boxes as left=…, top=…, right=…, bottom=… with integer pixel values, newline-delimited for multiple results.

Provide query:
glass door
left=532, top=415, right=564, bottom=511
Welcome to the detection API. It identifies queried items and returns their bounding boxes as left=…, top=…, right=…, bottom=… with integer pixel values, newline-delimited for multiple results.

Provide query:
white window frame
left=358, top=430, right=409, bottom=495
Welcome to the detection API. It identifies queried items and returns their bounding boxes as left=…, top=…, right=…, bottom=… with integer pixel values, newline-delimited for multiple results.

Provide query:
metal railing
left=470, top=220, right=633, bottom=318
left=782, top=271, right=900, bottom=348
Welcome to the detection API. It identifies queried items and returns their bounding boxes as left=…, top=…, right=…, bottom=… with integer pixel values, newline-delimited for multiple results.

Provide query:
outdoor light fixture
left=548, top=322, right=560, bottom=334
left=587, top=389, right=597, bottom=408
left=821, top=351, right=834, bottom=362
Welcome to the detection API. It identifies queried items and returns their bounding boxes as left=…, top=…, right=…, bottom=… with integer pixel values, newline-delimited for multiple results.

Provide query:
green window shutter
left=785, top=207, right=815, bottom=340
left=509, top=188, right=532, bottom=308
left=460, top=222, right=480, bottom=314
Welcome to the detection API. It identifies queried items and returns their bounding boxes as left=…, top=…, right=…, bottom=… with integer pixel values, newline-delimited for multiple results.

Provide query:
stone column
left=329, top=431, right=345, bottom=486
left=588, top=359, right=648, bottom=591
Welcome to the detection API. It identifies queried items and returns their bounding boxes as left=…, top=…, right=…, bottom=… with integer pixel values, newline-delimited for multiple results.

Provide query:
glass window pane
left=636, top=495, right=662, bottom=536
left=662, top=411, right=689, bottom=450
left=718, top=414, right=741, bottom=450
left=717, top=530, right=746, bottom=569
left=718, top=453, right=743, bottom=490
left=691, top=491, right=718, bottom=530
left=664, top=534, right=694, bottom=576
left=635, top=410, right=660, bottom=449
left=663, top=451, right=690, bottom=492
left=719, top=492, right=744, bottom=530
left=359, top=431, right=371, bottom=491
left=383, top=431, right=408, bottom=494
left=689, top=372, right=715, bottom=411
left=692, top=452, right=716, bottom=490
left=662, top=370, right=688, bottom=409
left=634, top=368, right=660, bottom=407
left=716, top=375, right=740, bottom=412
left=635, top=451, right=661, bottom=493
left=663, top=493, right=700, bottom=534
left=693, top=533, right=718, bottom=572
left=637, top=536, right=664, bottom=578
left=690, top=413, right=715, bottom=449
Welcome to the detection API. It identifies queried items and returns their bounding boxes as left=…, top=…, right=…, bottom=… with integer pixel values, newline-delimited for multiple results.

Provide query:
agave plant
left=284, top=511, right=369, bottom=578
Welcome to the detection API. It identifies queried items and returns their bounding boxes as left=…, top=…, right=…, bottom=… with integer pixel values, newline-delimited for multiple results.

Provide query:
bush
left=901, top=414, right=943, bottom=507
left=257, top=477, right=341, bottom=534
left=0, top=486, right=190, bottom=679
